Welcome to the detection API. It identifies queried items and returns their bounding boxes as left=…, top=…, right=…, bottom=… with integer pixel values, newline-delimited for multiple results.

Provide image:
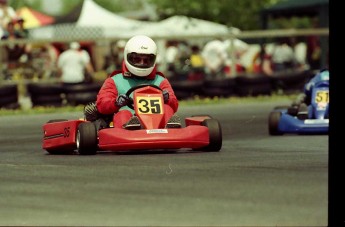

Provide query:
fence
left=0, top=28, right=329, bottom=108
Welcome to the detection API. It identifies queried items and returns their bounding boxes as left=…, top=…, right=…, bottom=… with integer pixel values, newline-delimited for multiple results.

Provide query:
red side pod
left=42, top=120, right=86, bottom=151
left=185, top=116, right=211, bottom=126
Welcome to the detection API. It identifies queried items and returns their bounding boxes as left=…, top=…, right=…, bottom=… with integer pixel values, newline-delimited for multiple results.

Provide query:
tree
left=148, top=0, right=282, bottom=30
left=9, top=0, right=283, bottom=30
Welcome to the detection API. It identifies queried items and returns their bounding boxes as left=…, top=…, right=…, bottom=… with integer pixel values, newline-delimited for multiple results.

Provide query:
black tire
left=202, top=78, right=237, bottom=97
left=0, top=94, right=18, bottom=107
left=27, top=83, right=64, bottom=95
left=76, top=122, right=98, bottom=155
left=196, top=119, right=222, bottom=152
left=0, top=84, right=17, bottom=96
left=63, top=83, right=102, bottom=93
left=235, top=75, right=272, bottom=96
left=30, top=94, right=63, bottom=107
left=66, top=92, right=98, bottom=106
left=268, top=111, right=283, bottom=135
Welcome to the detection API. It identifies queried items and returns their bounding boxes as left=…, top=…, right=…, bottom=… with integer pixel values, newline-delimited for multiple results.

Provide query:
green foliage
left=94, top=0, right=144, bottom=12
left=149, top=0, right=283, bottom=30
left=9, top=0, right=286, bottom=30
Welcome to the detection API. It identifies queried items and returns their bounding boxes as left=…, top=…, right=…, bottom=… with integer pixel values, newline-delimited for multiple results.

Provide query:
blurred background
left=0, top=0, right=329, bottom=109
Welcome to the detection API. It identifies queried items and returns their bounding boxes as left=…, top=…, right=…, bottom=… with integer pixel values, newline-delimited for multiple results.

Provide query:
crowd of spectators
left=0, top=0, right=322, bottom=84
left=155, top=36, right=311, bottom=82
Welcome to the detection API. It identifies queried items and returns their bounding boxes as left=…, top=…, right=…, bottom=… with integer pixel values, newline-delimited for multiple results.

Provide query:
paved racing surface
left=0, top=100, right=328, bottom=226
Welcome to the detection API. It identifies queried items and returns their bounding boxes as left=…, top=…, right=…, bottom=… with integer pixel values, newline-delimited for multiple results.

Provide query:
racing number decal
left=136, top=97, right=162, bottom=114
left=315, top=91, right=329, bottom=103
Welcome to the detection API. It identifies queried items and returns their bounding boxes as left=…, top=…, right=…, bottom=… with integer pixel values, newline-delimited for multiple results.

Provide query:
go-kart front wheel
left=76, top=122, right=98, bottom=155
left=268, top=111, right=283, bottom=135
left=197, top=119, right=222, bottom=152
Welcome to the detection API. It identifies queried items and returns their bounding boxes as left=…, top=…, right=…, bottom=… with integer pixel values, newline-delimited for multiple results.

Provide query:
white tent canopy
left=126, top=15, right=240, bottom=38
left=29, top=0, right=153, bottom=39
left=76, top=0, right=147, bottom=30
left=29, top=1, right=240, bottom=40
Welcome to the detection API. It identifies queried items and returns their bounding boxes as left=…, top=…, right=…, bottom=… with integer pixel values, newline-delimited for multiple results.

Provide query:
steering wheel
left=125, top=84, right=163, bottom=109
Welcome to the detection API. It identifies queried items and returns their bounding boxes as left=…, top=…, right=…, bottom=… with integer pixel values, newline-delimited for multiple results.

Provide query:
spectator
left=263, top=38, right=299, bottom=76
left=165, top=40, right=179, bottom=76
left=1, top=21, right=28, bottom=77
left=14, top=17, right=29, bottom=39
left=0, top=0, right=16, bottom=38
left=103, top=40, right=126, bottom=75
left=188, top=44, right=205, bottom=80
left=251, top=44, right=269, bottom=74
left=57, top=42, right=94, bottom=86
left=84, top=35, right=180, bottom=130
left=306, top=18, right=321, bottom=70
left=201, top=38, right=228, bottom=79
left=223, top=39, right=249, bottom=77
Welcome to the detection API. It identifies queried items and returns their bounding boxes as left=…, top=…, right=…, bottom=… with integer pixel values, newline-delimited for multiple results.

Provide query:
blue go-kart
left=268, top=80, right=329, bottom=135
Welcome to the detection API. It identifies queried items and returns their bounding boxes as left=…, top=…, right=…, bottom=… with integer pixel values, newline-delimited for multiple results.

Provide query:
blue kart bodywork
left=268, top=81, right=329, bottom=135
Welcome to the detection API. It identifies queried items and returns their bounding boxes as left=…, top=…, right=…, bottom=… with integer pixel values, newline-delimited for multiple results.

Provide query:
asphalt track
left=0, top=100, right=328, bottom=226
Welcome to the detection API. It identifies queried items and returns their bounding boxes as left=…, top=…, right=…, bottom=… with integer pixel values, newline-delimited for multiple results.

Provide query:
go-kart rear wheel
left=76, top=122, right=98, bottom=155
left=268, top=111, right=283, bottom=135
left=196, top=119, right=222, bottom=152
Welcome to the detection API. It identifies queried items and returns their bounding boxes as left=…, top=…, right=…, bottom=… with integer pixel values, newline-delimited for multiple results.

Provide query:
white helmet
left=124, top=35, right=157, bottom=77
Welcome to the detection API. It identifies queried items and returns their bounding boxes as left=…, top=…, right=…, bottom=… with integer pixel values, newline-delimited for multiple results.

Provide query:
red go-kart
left=42, top=85, right=222, bottom=155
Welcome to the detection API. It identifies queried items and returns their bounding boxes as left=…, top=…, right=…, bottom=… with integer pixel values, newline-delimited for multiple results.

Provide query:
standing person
left=0, top=0, right=16, bottom=38
left=57, top=42, right=94, bottom=86
left=1, top=21, right=28, bottom=79
left=84, top=35, right=180, bottom=130
left=264, top=38, right=298, bottom=75
left=201, top=38, right=228, bottom=79
left=14, top=17, right=29, bottom=38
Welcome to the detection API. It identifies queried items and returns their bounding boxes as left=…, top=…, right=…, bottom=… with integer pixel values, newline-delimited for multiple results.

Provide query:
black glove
left=115, top=94, right=132, bottom=107
left=163, top=90, right=169, bottom=103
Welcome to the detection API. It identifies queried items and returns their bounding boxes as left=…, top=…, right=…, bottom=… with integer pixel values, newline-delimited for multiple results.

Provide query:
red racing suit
left=96, top=61, right=179, bottom=128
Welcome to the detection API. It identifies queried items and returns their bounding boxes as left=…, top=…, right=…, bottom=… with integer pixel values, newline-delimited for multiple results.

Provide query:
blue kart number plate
left=315, top=90, right=329, bottom=103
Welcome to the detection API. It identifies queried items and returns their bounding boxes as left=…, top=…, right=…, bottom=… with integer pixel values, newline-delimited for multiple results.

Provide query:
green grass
left=0, top=93, right=297, bottom=116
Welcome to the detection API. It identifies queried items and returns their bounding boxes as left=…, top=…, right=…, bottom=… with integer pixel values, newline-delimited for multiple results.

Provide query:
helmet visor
left=127, top=53, right=156, bottom=68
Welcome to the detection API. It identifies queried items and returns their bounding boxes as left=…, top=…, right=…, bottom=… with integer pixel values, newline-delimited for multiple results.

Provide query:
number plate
left=315, top=90, right=329, bottom=103
left=136, top=96, right=163, bottom=114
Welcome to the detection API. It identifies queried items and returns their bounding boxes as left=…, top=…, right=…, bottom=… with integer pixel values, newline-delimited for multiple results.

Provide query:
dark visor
left=127, top=53, right=156, bottom=68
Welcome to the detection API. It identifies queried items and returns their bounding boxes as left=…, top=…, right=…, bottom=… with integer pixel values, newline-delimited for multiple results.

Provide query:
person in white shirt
left=264, top=38, right=298, bottom=75
left=57, top=42, right=94, bottom=85
left=201, top=39, right=228, bottom=78
left=0, top=0, right=17, bottom=38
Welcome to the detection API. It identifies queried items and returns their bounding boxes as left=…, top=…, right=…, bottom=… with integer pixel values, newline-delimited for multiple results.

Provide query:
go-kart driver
left=84, top=35, right=180, bottom=129
left=289, top=68, right=329, bottom=119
